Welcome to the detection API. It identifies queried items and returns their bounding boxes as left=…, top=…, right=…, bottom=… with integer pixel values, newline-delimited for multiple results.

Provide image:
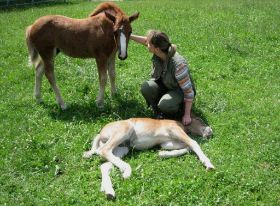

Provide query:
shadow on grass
left=42, top=94, right=149, bottom=123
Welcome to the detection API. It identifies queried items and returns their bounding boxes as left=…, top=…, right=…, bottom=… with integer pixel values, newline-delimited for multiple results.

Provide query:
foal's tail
left=25, top=25, right=40, bottom=67
left=91, top=134, right=102, bottom=152
left=83, top=134, right=102, bottom=158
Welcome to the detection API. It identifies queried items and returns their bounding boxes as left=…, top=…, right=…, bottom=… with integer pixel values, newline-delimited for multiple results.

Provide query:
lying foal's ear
left=104, top=11, right=116, bottom=23
left=129, top=12, right=140, bottom=22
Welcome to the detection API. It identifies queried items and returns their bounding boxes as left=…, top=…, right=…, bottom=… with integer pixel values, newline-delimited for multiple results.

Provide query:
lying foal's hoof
left=83, top=151, right=94, bottom=158
left=106, top=193, right=116, bottom=201
left=205, top=162, right=215, bottom=171
left=122, top=164, right=132, bottom=179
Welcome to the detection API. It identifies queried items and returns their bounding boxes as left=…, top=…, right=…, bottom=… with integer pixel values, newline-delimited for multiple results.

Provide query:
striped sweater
left=151, top=53, right=195, bottom=101
left=175, top=63, right=195, bottom=101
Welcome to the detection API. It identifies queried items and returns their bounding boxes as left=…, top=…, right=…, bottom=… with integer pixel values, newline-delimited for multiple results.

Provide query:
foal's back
left=28, top=13, right=115, bottom=58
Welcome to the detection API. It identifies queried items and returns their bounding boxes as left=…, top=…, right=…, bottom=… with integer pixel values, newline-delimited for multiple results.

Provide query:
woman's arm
left=130, top=34, right=147, bottom=46
left=182, top=100, right=193, bottom=125
left=174, top=63, right=195, bottom=125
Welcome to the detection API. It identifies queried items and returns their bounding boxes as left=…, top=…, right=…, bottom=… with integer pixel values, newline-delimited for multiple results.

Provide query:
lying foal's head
left=105, top=11, right=139, bottom=60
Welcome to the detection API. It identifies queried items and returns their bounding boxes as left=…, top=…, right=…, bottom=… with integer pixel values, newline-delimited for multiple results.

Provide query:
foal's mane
left=89, top=2, right=125, bottom=17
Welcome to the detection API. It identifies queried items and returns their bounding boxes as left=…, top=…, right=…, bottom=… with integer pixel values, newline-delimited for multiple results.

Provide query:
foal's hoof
left=82, top=151, right=93, bottom=158
left=95, top=100, right=104, bottom=109
left=122, top=165, right=132, bottom=179
left=205, top=162, right=215, bottom=171
left=106, top=193, right=116, bottom=201
left=35, top=97, right=43, bottom=104
left=60, top=104, right=67, bottom=110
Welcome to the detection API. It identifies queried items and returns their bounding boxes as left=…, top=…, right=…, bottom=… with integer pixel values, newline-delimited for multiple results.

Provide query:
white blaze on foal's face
left=119, top=25, right=127, bottom=59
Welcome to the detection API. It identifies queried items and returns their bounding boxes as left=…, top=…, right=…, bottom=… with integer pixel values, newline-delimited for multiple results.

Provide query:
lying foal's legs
left=159, top=140, right=191, bottom=158
left=43, top=59, right=66, bottom=110
left=97, top=123, right=133, bottom=178
left=100, top=146, right=129, bottom=199
left=170, top=127, right=214, bottom=170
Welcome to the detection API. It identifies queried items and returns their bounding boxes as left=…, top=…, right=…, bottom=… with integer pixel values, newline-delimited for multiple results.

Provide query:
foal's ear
left=104, top=11, right=116, bottom=23
left=129, top=12, right=140, bottom=22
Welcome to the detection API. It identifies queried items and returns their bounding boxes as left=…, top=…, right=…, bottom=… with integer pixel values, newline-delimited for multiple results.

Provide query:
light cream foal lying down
left=83, top=118, right=214, bottom=199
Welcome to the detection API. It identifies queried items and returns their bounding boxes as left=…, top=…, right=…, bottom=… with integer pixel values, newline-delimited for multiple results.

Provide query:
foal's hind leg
left=159, top=140, right=191, bottom=158
left=43, top=59, right=66, bottom=110
left=34, top=60, right=44, bottom=104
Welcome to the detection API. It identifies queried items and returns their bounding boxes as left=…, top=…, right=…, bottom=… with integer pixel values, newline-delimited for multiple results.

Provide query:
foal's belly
left=129, top=135, right=169, bottom=150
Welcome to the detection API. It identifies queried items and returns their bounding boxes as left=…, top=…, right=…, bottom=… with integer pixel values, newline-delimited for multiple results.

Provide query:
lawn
left=0, top=0, right=279, bottom=205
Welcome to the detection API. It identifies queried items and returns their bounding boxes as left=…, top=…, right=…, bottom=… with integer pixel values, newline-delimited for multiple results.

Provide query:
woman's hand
left=182, top=114, right=192, bottom=126
left=182, top=100, right=193, bottom=125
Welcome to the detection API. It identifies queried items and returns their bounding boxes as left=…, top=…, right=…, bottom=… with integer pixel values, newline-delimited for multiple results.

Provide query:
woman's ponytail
left=168, top=44, right=177, bottom=57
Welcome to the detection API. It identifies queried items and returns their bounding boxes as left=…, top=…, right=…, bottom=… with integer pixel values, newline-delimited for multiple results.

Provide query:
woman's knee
left=140, top=81, right=151, bottom=96
left=158, top=98, right=180, bottom=114
left=140, top=80, right=159, bottom=96
left=158, top=91, right=183, bottom=114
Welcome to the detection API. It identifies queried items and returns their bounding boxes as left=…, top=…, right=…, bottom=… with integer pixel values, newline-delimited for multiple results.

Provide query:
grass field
left=0, top=0, right=280, bottom=205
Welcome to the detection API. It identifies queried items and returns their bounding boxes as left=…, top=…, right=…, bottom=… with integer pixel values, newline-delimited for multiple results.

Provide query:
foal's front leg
left=108, top=56, right=117, bottom=96
left=96, top=59, right=108, bottom=108
left=100, top=146, right=129, bottom=199
left=171, top=128, right=215, bottom=170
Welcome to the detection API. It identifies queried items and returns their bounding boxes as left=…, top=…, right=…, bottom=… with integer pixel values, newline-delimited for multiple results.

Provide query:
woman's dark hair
left=147, top=30, right=176, bottom=57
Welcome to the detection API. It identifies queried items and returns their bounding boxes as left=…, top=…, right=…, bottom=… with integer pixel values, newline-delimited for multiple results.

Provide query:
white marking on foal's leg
left=119, top=27, right=127, bottom=59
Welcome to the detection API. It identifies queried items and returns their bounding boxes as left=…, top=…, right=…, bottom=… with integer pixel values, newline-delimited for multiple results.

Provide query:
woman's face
left=147, top=40, right=157, bottom=54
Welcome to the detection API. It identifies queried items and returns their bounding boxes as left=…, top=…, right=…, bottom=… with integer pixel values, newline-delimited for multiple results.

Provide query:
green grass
left=1, top=0, right=280, bottom=205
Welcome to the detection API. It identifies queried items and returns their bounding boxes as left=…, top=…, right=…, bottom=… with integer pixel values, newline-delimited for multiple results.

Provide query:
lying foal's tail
left=25, top=25, right=40, bottom=67
left=83, top=134, right=102, bottom=158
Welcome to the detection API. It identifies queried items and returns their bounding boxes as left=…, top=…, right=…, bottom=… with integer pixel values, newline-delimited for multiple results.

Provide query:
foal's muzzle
left=118, top=53, right=127, bottom=60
